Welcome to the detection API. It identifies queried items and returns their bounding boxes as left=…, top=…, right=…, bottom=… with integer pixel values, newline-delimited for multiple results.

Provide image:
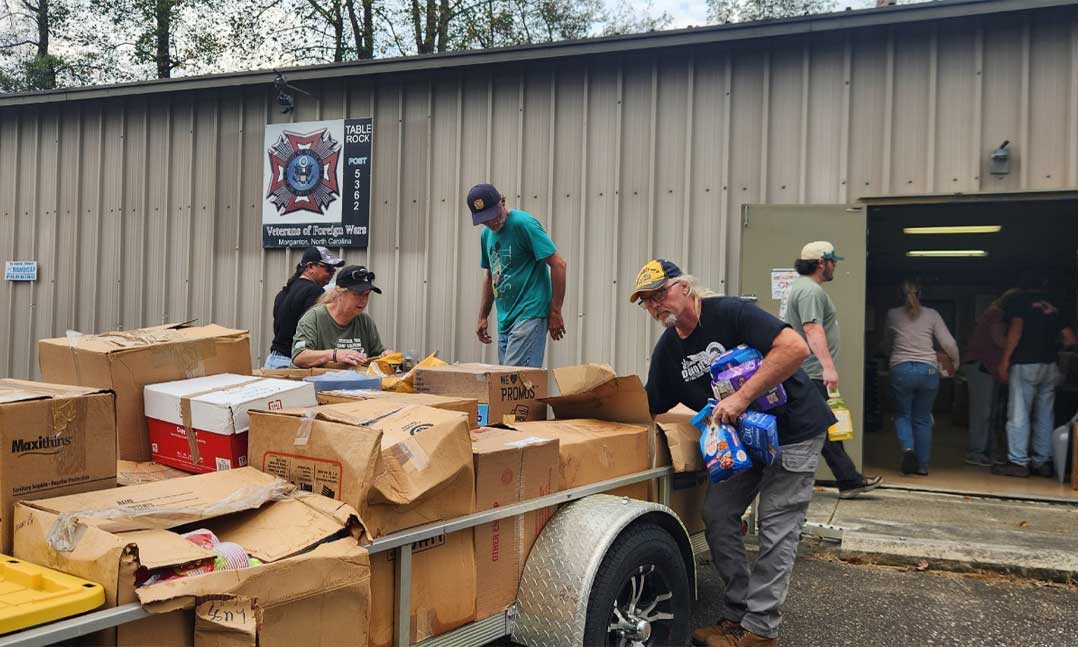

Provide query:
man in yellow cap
left=631, top=259, right=833, bottom=647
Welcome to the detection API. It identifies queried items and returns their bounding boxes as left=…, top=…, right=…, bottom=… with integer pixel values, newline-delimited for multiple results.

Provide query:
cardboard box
left=654, top=405, right=708, bottom=533
left=248, top=400, right=478, bottom=645
left=13, top=468, right=368, bottom=647
left=144, top=374, right=317, bottom=474
left=116, top=460, right=189, bottom=486
left=367, top=529, right=476, bottom=647
left=253, top=367, right=336, bottom=380
left=470, top=427, right=559, bottom=618
left=248, top=400, right=475, bottom=538
left=0, top=379, right=117, bottom=552
left=413, top=363, right=548, bottom=426
left=39, top=323, right=252, bottom=462
left=318, top=389, right=480, bottom=429
left=507, top=419, right=650, bottom=500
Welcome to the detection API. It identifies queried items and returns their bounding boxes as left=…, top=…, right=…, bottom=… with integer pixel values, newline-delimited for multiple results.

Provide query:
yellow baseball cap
left=629, top=259, right=683, bottom=303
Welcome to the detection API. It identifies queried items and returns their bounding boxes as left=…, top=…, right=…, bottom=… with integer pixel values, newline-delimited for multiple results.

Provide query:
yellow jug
left=826, top=387, right=854, bottom=442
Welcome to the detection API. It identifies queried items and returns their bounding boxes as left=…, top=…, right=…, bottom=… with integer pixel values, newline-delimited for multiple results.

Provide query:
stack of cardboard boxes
left=7, top=319, right=709, bottom=645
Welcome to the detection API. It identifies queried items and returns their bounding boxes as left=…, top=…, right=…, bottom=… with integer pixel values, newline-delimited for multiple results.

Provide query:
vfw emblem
left=266, top=128, right=341, bottom=215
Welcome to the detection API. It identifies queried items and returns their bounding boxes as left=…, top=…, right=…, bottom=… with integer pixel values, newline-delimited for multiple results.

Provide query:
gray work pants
left=702, top=432, right=825, bottom=639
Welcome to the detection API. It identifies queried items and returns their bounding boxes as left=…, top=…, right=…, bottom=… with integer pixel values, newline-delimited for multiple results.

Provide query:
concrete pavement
left=804, top=487, right=1078, bottom=583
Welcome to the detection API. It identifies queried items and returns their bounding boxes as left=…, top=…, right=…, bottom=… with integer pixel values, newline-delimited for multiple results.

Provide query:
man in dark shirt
left=633, top=259, right=833, bottom=647
left=993, top=280, right=1076, bottom=478
left=266, top=246, right=345, bottom=368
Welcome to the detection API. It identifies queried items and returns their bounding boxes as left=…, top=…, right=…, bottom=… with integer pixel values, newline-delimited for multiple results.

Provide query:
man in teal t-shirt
left=467, top=183, right=567, bottom=368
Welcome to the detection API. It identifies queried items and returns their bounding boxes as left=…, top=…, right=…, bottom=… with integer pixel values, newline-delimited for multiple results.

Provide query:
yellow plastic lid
left=0, top=555, right=105, bottom=634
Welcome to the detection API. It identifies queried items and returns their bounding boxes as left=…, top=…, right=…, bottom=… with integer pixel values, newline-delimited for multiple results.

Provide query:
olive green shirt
left=290, top=304, right=384, bottom=365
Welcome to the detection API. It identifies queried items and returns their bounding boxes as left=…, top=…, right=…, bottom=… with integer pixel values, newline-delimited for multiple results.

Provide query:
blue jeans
left=890, top=361, right=940, bottom=471
left=497, top=317, right=547, bottom=368
left=1006, top=362, right=1058, bottom=466
left=263, top=350, right=292, bottom=369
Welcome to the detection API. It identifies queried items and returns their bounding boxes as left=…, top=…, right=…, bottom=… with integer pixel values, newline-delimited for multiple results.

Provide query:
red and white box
left=144, top=374, right=317, bottom=474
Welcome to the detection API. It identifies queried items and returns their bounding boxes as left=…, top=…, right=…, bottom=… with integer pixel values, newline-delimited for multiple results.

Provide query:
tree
left=707, top=0, right=835, bottom=23
left=77, top=0, right=229, bottom=79
left=0, top=0, right=72, bottom=90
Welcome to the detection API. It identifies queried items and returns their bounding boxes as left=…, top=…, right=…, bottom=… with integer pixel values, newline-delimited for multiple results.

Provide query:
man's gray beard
left=660, top=313, right=678, bottom=328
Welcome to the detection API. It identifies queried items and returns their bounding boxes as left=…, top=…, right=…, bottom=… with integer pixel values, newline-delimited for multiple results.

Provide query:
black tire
left=582, top=522, right=691, bottom=647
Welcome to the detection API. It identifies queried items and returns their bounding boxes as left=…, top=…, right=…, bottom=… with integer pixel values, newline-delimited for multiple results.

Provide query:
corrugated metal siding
left=2, top=7, right=1078, bottom=380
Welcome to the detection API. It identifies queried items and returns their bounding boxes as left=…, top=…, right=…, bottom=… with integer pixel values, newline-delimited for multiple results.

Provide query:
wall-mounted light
left=990, top=140, right=1010, bottom=176
left=903, top=225, right=1002, bottom=235
left=906, top=250, right=989, bottom=258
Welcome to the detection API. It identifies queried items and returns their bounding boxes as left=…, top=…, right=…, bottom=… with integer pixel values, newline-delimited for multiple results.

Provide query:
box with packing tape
left=0, top=380, right=117, bottom=553
left=247, top=400, right=476, bottom=647
left=39, top=322, right=252, bottom=462
left=470, top=427, right=558, bottom=619
left=413, top=363, right=547, bottom=426
left=12, top=467, right=369, bottom=647
left=318, top=389, right=480, bottom=429
left=144, top=374, right=317, bottom=474
left=516, top=364, right=659, bottom=501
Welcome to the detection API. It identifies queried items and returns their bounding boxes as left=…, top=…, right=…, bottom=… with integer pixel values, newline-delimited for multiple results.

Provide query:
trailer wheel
left=582, top=522, right=691, bottom=647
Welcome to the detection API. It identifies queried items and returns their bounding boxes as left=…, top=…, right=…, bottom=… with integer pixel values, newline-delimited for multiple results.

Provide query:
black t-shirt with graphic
left=1003, top=290, right=1064, bottom=365
left=645, top=296, right=833, bottom=446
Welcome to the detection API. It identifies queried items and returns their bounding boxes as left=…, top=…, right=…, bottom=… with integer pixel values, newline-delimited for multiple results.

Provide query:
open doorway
left=863, top=199, right=1078, bottom=500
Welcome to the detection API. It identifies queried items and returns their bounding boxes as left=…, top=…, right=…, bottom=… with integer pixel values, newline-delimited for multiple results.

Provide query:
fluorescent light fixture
left=906, top=250, right=989, bottom=258
left=902, top=225, right=1002, bottom=235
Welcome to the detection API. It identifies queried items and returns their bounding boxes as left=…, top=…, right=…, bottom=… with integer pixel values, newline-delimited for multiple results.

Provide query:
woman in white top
left=883, top=280, right=960, bottom=475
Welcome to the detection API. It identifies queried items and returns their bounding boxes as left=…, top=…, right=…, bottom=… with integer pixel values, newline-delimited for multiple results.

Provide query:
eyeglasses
left=637, top=284, right=669, bottom=308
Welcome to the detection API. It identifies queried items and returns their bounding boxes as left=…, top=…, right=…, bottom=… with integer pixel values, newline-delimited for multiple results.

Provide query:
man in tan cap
left=783, top=241, right=881, bottom=499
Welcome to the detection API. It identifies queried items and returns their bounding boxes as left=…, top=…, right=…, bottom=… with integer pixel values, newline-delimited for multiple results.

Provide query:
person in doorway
left=291, top=265, right=391, bottom=368
left=467, top=183, right=567, bottom=368
left=883, top=280, right=960, bottom=476
left=634, top=259, right=833, bottom=647
left=266, top=246, right=345, bottom=368
left=962, top=290, right=1016, bottom=467
left=784, top=241, right=882, bottom=499
left=992, top=275, right=1076, bottom=478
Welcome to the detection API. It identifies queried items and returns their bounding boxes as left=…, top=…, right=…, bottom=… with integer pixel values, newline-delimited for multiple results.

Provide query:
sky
left=650, top=0, right=897, bottom=29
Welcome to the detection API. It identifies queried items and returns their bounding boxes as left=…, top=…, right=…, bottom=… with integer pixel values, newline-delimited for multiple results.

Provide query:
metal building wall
left=1, top=7, right=1077, bottom=380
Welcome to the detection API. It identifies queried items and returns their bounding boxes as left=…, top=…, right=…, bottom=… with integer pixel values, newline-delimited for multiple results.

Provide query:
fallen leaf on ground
left=914, top=560, right=929, bottom=571
left=1018, top=521, right=1029, bottom=528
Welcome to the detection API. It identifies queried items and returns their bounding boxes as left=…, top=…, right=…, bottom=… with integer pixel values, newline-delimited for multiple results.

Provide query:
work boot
left=991, top=462, right=1030, bottom=478
left=839, top=475, right=882, bottom=499
left=692, top=620, right=742, bottom=646
left=705, top=628, right=778, bottom=647
left=1032, top=462, right=1054, bottom=478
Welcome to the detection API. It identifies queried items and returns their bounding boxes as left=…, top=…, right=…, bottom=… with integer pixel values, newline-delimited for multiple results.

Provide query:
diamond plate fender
left=511, top=494, right=695, bottom=647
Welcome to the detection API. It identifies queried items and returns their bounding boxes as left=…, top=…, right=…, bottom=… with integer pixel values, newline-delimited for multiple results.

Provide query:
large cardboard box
left=248, top=400, right=474, bottom=538
left=0, top=379, right=117, bottom=552
left=655, top=405, right=708, bottom=534
left=507, top=419, right=650, bottom=500
left=39, top=323, right=252, bottom=462
left=144, top=374, right=317, bottom=473
left=470, top=427, right=559, bottom=618
left=367, top=530, right=476, bottom=647
left=13, top=468, right=368, bottom=646
left=318, top=389, right=480, bottom=429
left=116, top=460, right=189, bottom=486
left=248, top=400, right=477, bottom=645
left=413, top=363, right=548, bottom=426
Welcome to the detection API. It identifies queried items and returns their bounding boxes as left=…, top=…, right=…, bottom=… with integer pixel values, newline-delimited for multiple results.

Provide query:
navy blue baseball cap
left=466, top=183, right=502, bottom=226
